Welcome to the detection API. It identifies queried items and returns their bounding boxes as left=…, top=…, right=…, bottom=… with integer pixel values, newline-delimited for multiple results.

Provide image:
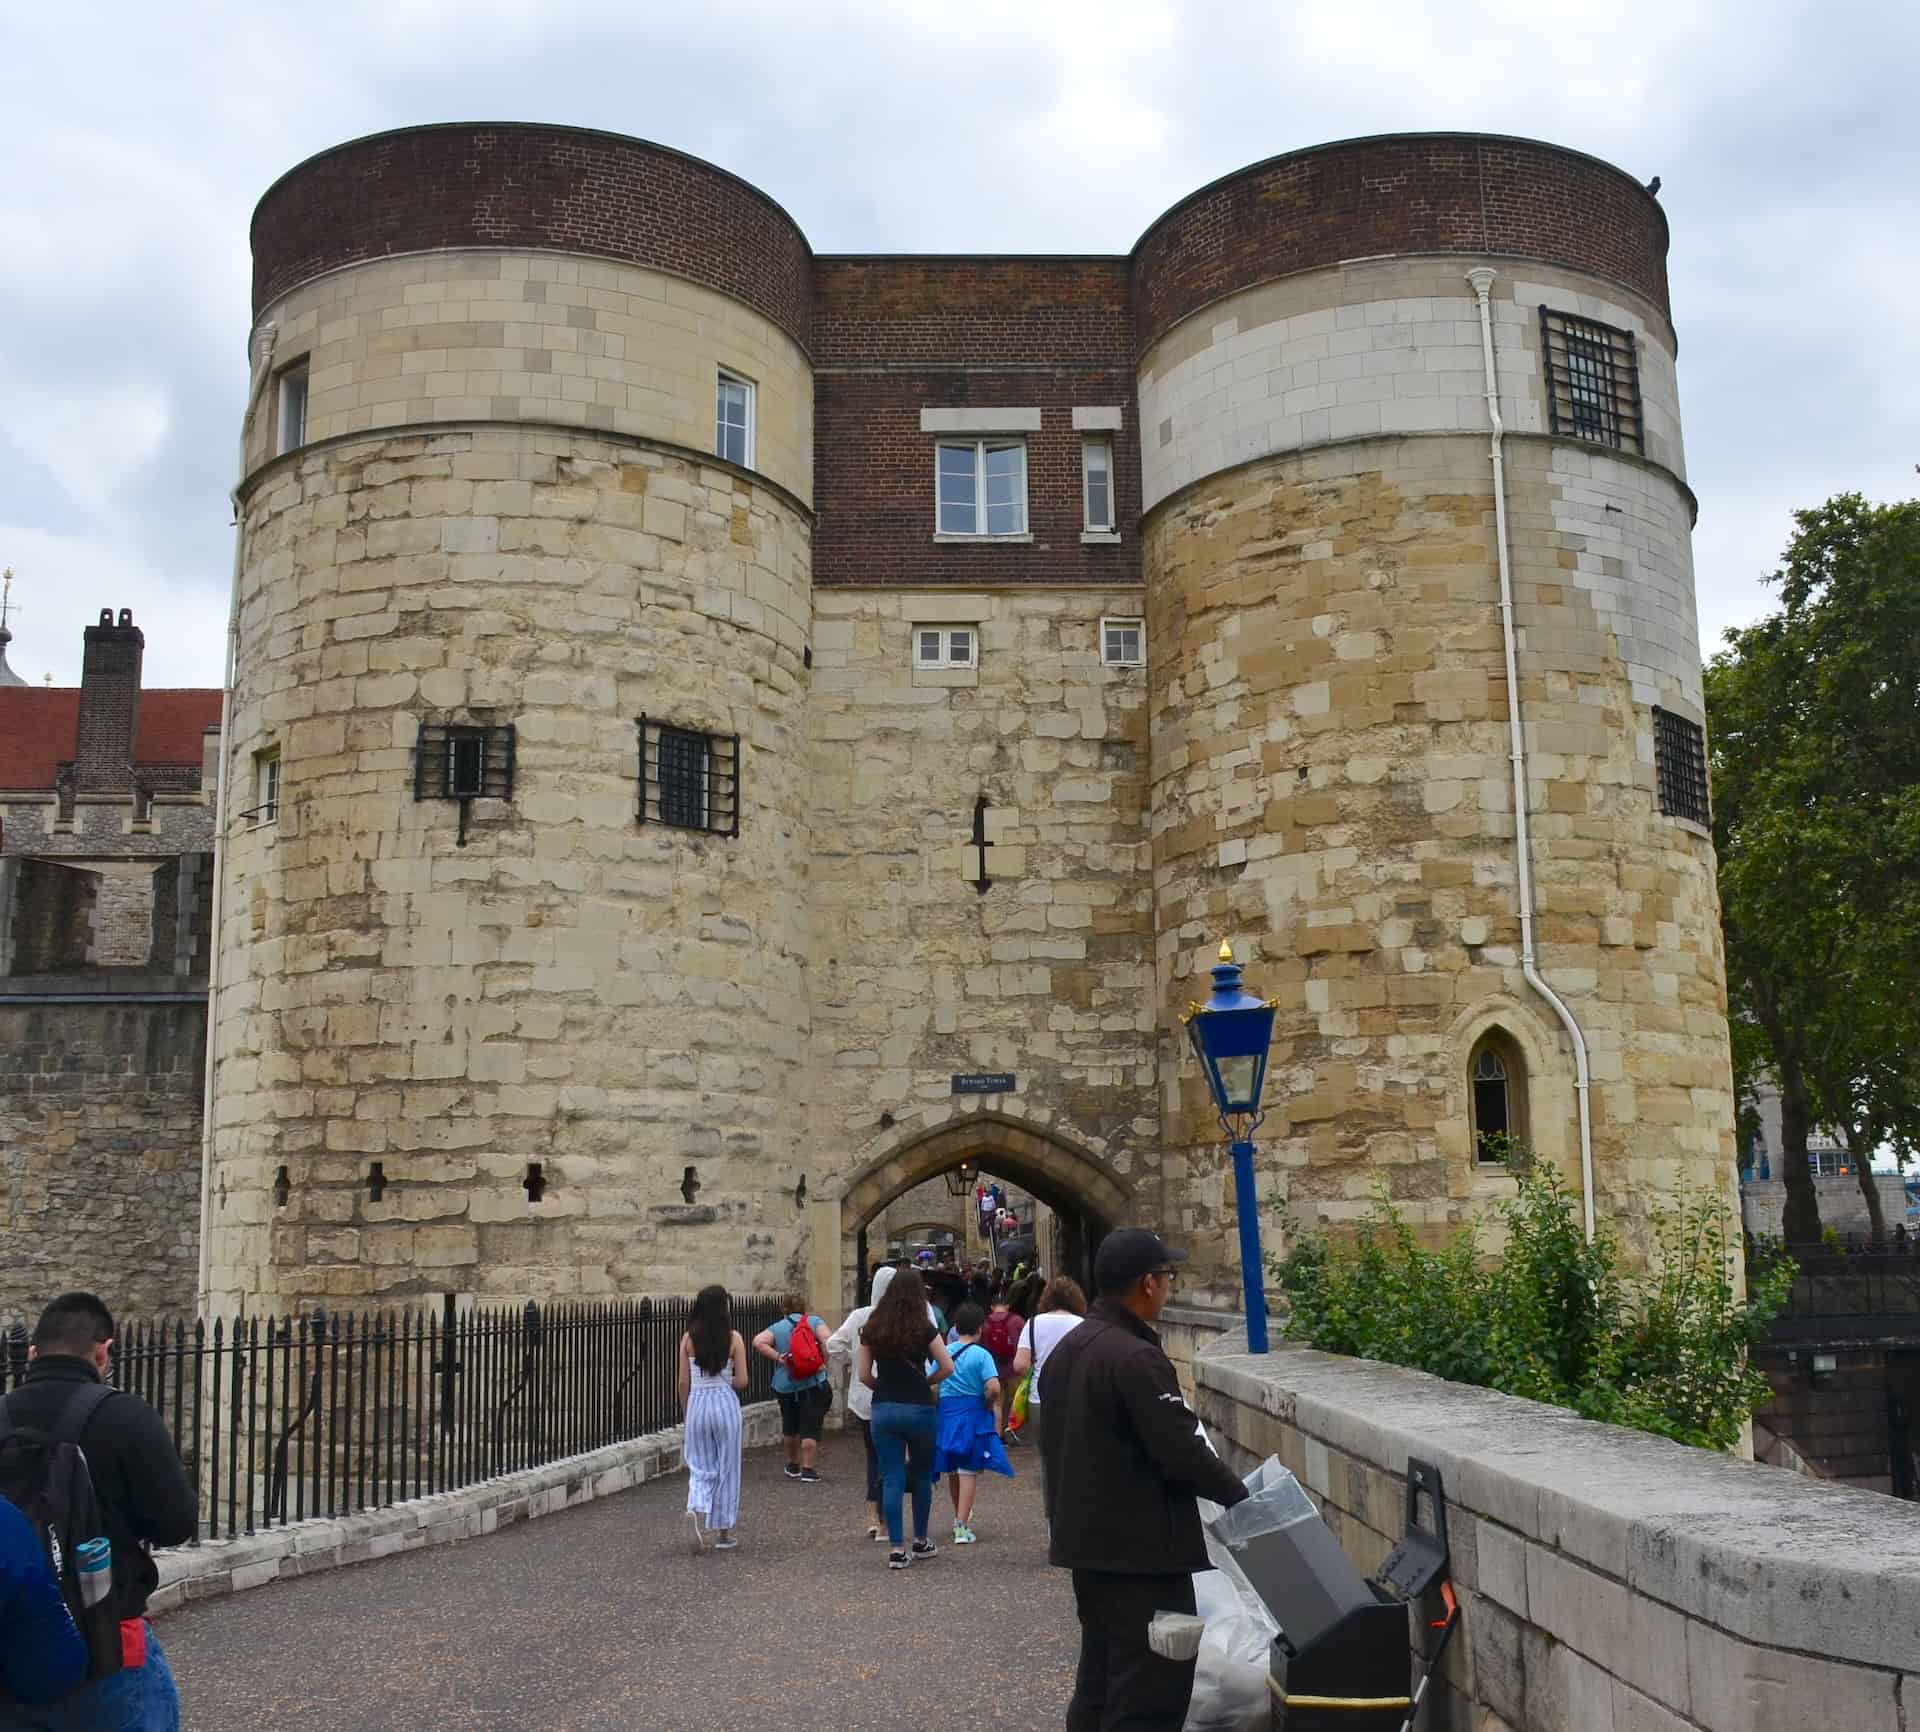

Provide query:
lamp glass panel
left=1215, top=1054, right=1261, bottom=1111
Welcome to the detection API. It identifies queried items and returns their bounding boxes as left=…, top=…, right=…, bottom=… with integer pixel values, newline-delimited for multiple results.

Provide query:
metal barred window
left=638, top=716, right=739, bottom=837
left=1539, top=307, right=1644, bottom=453
left=415, top=723, right=515, bottom=844
left=415, top=724, right=515, bottom=802
left=1652, top=708, right=1710, bottom=826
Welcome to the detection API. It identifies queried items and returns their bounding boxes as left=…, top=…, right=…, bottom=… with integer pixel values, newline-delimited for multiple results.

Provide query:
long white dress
left=684, top=1358, right=743, bottom=1531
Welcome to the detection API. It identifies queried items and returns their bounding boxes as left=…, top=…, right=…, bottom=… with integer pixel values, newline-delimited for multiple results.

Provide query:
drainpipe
left=198, top=323, right=278, bottom=1308
left=1465, top=269, right=1597, bottom=1244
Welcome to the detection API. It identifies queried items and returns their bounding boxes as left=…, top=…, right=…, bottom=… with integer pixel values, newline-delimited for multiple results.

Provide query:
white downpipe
left=1465, top=269, right=1596, bottom=1244
left=198, top=324, right=278, bottom=1308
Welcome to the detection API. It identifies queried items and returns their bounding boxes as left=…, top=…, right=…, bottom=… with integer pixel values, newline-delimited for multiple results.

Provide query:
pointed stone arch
left=812, top=1110, right=1136, bottom=1310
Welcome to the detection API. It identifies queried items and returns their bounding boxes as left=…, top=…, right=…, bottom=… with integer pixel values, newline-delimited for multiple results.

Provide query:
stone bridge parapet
left=1193, top=1336, right=1920, bottom=1730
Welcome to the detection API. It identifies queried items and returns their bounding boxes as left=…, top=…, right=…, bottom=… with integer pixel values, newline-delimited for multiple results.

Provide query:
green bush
left=1268, top=1161, right=1795, bottom=1451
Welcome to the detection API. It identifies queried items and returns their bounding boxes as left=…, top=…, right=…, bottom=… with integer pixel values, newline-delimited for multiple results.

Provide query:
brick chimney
left=75, top=608, right=144, bottom=791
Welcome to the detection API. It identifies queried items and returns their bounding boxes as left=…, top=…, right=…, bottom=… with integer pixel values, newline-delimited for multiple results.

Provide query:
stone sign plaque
left=951, top=1072, right=1016, bottom=1095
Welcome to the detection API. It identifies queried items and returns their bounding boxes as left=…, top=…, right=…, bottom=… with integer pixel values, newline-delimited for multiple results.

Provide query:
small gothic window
left=1470, top=1031, right=1528, bottom=1164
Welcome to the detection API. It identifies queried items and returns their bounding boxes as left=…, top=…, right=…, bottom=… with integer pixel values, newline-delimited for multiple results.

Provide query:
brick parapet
left=1131, top=133, right=1670, bottom=352
left=251, top=125, right=813, bottom=348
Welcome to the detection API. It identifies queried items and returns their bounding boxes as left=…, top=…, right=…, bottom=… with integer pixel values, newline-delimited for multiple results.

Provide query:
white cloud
left=0, top=0, right=1912, bottom=695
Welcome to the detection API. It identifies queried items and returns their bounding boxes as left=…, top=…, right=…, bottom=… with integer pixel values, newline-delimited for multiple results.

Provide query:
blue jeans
left=1, top=1626, right=179, bottom=1732
left=869, top=1401, right=936, bottom=1548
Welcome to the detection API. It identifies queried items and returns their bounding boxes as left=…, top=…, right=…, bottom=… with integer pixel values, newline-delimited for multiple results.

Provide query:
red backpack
left=980, top=1309, right=1020, bottom=1368
left=785, top=1311, right=825, bottom=1380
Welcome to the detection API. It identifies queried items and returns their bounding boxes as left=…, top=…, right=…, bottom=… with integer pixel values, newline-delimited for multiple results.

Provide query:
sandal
left=866, top=1524, right=885, bottom=1543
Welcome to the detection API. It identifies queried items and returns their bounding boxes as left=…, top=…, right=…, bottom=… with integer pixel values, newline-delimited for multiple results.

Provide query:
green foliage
left=1708, top=491, right=1920, bottom=1240
left=1270, top=1164, right=1794, bottom=1451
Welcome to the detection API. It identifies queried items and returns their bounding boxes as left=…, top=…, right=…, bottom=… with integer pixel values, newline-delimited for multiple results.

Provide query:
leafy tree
left=1271, top=1167, right=1792, bottom=1451
left=1705, top=493, right=1920, bottom=1244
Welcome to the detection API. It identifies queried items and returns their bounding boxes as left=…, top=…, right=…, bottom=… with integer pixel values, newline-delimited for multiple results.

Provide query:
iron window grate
left=1653, top=708, right=1710, bottom=826
left=1539, top=307, right=1644, bottom=454
left=415, top=724, right=516, bottom=802
left=638, top=716, right=739, bottom=837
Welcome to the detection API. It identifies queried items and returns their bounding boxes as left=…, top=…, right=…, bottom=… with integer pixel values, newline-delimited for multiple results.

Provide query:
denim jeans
left=869, top=1400, right=936, bottom=1547
left=0, top=1626, right=179, bottom=1732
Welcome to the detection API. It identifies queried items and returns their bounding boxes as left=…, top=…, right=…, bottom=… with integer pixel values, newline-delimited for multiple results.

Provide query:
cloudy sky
left=1, top=1, right=1913, bottom=688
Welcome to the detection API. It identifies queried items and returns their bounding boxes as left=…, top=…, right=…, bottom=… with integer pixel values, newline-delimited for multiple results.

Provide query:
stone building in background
left=202, top=124, right=1736, bottom=1314
left=0, top=609, right=222, bottom=1315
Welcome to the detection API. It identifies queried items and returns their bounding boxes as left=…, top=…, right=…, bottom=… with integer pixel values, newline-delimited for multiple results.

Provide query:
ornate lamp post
left=1182, top=941, right=1279, bottom=1352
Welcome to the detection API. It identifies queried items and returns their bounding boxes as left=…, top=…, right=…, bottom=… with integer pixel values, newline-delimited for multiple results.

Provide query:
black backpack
left=0, top=1384, right=126, bottom=1688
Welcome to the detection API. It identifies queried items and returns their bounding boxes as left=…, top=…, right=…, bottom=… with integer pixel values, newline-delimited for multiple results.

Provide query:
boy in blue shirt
left=931, top=1302, right=1012, bottom=1543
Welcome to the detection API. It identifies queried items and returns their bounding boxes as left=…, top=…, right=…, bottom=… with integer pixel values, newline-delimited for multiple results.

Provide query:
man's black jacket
left=1039, top=1298, right=1247, bottom=1573
left=2, top=1357, right=197, bottom=1619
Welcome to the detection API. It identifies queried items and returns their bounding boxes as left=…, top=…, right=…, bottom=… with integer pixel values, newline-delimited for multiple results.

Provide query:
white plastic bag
left=1182, top=1453, right=1319, bottom=1732
left=1183, top=1567, right=1274, bottom=1732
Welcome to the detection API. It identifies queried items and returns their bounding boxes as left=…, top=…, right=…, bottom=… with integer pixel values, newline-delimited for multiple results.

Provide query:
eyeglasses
left=1150, top=1267, right=1179, bottom=1284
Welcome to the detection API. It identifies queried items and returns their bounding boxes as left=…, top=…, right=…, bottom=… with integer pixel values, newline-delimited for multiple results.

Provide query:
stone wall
left=208, top=424, right=814, bottom=1309
left=0, top=1000, right=204, bottom=1319
left=1146, top=430, right=1733, bottom=1295
left=1194, top=1337, right=1920, bottom=1731
left=803, top=585, right=1160, bottom=1301
left=250, top=248, right=813, bottom=507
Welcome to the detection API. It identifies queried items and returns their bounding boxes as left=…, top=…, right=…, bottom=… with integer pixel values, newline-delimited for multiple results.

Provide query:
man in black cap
left=1040, top=1228, right=1249, bottom=1731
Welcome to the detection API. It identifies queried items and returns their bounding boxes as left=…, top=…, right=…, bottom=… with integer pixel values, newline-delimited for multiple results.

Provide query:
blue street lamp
left=1182, top=941, right=1278, bottom=1352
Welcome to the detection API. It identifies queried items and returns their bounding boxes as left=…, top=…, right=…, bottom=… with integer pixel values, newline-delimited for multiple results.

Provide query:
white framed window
left=250, top=748, right=281, bottom=826
left=716, top=370, right=755, bottom=468
left=1083, top=437, right=1115, bottom=532
left=276, top=362, right=308, bottom=455
left=1101, top=617, right=1144, bottom=668
left=914, top=626, right=977, bottom=670
left=936, top=440, right=1027, bottom=537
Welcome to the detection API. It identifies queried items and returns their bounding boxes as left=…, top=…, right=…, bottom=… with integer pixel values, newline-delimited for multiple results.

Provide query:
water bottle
left=74, top=1537, right=111, bottom=1608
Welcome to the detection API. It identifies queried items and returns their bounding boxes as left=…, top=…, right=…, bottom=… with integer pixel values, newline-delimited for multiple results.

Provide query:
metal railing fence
left=2, top=1294, right=786, bottom=1542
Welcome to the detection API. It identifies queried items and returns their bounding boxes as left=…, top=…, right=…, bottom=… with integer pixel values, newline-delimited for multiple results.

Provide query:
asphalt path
left=160, top=1428, right=1076, bottom=1730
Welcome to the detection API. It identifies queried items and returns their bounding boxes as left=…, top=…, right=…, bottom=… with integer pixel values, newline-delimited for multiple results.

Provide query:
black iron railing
left=1, top=1295, right=785, bottom=1542
left=1753, top=1253, right=1920, bottom=1322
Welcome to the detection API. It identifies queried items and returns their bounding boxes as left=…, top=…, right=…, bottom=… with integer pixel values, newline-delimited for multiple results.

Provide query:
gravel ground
left=159, top=1429, right=1076, bottom=1730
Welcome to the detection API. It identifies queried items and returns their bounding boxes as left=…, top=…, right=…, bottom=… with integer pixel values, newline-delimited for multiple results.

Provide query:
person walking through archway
left=752, top=1294, right=832, bottom=1483
left=933, top=1301, right=1012, bottom=1544
left=1009, top=1274, right=1086, bottom=1515
left=857, top=1269, right=955, bottom=1570
left=1041, top=1231, right=1250, bottom=1732
left=677, top=1285, right=749, bottom=1552
left=826, top=1264, right=900, bottom=1544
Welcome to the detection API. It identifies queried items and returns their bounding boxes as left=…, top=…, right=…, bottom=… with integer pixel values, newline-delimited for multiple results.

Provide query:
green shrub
left=1268, top=1161, right=1795, bottom=1451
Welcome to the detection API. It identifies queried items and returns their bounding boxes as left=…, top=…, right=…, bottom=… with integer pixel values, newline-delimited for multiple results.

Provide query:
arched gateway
left=813, top=1112, right=1134, bottom=1311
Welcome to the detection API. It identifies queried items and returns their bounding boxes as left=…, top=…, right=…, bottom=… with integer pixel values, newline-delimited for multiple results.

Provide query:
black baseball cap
left=1094, top=1229, right=1188, bottom=1293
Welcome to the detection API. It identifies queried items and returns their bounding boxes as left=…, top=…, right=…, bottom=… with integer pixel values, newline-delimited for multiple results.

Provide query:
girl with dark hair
left=678, top=1285, right=748, bottom=1552
left=857, top=1268, right=956, bottom=1569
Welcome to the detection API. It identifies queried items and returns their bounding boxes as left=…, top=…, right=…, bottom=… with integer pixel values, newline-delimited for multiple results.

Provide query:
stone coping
left=1193, top=1335, right=1920, bottom=1677
left=149, top=1401, right=783, bottom=1615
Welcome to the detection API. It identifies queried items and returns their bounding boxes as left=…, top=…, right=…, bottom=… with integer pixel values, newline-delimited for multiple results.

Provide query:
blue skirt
left=933, top=1396, right=1014, bottom=1477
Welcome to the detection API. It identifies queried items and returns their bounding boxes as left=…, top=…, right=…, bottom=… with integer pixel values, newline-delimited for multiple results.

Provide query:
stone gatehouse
left=197, top=124, right=1734, bottom=1315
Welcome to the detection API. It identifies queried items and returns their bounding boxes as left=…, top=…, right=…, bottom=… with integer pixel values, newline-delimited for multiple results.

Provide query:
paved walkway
left=160, top=1429, right=1076, bottom=1730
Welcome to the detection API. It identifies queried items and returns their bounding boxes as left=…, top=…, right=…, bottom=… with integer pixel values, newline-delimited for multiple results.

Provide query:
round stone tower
left=208, top=125, right=816, bottom=1308
left=1137, top=135, right=1733, bottom=1292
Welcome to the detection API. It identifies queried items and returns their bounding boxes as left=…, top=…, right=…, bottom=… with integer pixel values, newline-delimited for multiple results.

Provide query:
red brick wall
left=251, top=124, right=813, bottom=345
left=812, top=259, right=1141, bottom=587
left=1132, top=133, right=1671, bottom=350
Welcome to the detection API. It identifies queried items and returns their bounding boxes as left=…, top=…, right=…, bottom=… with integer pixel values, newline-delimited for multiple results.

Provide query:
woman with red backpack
left=752, top=1293, right=833, bottom=1483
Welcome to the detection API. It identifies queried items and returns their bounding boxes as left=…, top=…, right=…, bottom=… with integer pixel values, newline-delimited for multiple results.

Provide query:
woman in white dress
left=678, top=1284, right=749, bottom=1551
